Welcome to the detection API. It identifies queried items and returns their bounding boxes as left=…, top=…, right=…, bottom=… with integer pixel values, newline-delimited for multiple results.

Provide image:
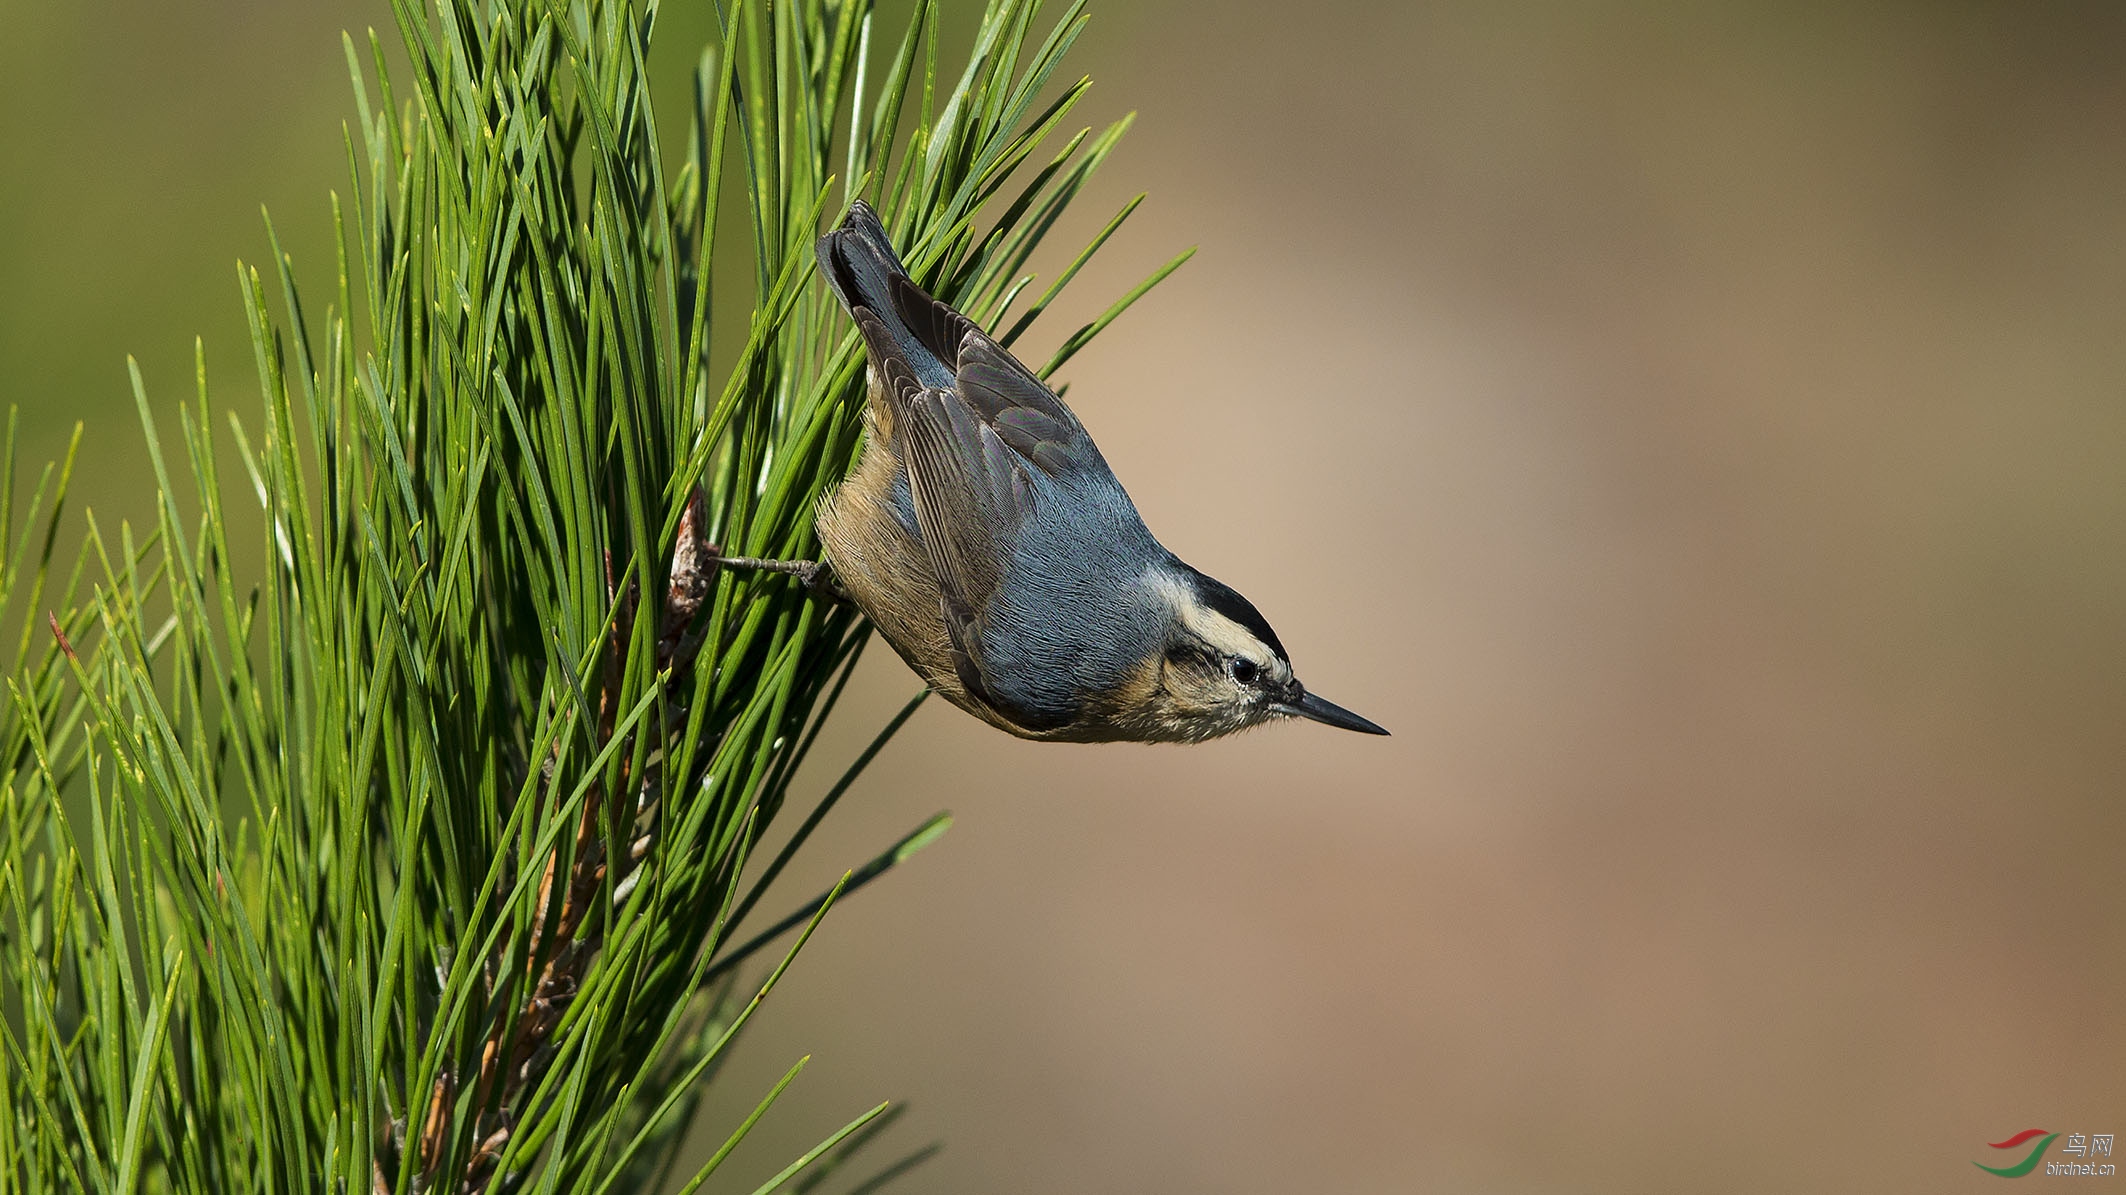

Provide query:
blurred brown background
left=5, top=2, right=2122, bottom=1192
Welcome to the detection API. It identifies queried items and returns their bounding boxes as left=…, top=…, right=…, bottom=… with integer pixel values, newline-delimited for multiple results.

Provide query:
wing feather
left=951, top=333, right=1106, bottom=479
left=896, top=386, right=1050, bottom=719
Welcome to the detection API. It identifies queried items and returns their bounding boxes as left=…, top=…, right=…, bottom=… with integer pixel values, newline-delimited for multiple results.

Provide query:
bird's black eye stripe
left=1164, top=641, right=1218, bottom=672
left=1229, top=658, right=1259, bottom=686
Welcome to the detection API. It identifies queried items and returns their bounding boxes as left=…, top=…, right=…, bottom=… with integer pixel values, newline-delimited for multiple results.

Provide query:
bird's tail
left=816, top=199, right=907, bottom=316
left=815, top=201, right=958, bottom=389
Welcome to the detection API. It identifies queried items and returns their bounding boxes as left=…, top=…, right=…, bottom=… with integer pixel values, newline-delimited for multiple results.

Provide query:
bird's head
left=1122, top=560, right=1388, bottom=743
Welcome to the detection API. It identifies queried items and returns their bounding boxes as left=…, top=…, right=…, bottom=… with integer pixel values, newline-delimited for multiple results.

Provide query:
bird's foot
left=707, top=550, right=850, bottom=602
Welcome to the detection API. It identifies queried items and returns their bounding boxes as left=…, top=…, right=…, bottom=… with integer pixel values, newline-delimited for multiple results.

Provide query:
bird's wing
left=897, top=384, right=1027, bottom=626
left=951, top=334, right=1109, bottom=480
left=885, top=279, right=1110, bottom=482
left=898, top=380, right=1074, bottom=727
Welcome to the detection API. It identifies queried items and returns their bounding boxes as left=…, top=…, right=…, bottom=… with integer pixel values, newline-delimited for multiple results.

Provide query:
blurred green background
left=5, top=3, right=2122, bottom=1192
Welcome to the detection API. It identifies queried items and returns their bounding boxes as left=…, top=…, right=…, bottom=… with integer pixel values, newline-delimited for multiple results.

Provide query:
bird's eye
left=1229, top=658, right=1259, bottom=686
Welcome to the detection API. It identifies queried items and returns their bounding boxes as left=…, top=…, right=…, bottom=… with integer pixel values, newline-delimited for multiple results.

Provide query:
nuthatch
left=718, top=202, right=1386, bottom=743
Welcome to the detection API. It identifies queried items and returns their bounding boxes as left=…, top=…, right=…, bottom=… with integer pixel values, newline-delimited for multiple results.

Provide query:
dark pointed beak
left=1279, top=689, right=1389, bottom=736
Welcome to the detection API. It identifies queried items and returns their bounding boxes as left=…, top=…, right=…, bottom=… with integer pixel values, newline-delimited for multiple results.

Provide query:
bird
left=714, top=200, right=1386, bottom=743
